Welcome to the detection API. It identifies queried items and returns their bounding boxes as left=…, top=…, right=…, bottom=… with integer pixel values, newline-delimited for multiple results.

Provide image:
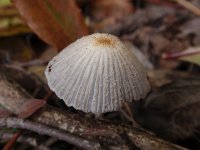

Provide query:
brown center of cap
left=94, top=36, right=116, bottom=48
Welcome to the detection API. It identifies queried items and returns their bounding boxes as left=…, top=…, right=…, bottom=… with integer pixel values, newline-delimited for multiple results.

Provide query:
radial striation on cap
left=45, top=33, right=150, bottom=114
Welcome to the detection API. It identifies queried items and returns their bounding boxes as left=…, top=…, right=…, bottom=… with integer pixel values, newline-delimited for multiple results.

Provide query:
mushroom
left=45, top=33, right=150, bottom=114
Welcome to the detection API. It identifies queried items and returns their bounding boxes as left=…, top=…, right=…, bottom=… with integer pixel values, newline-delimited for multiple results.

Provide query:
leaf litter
left=0, top=0, right=200, bottom=149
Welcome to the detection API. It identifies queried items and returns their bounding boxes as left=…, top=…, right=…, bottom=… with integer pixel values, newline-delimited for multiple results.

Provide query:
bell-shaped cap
left=45, top=33, right=150, bottom=114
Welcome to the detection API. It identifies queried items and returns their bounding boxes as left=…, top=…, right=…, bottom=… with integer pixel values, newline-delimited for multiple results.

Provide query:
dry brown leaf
left=18, top=99, right=46, bottom=118
left=0, top=108, right=12, bottom=118
left=12, top=0, right=89, bottom=51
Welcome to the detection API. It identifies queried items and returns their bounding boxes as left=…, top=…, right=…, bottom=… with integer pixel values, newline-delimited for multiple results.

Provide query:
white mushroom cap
left=45, top=33, right=150, bottom=114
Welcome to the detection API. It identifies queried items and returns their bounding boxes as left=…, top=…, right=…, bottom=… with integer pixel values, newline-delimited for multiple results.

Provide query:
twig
left=0, top=76, right=187, bottom=149
left=162, top=47, right=200, bottom=59
left=172, top=0, right=200, bottom=16
left=0, top=117, right=101, bottom=150
left=32, top=105, right=187, bottom=150
left=120, top=109, right=140, bottom=128
left=16, top=59, right=49, bottom=68
left=43, top=91, right=53, bottom=101
left=0, top=133, right=50, bottom=150
left=127, top=132, right=186, bottom=150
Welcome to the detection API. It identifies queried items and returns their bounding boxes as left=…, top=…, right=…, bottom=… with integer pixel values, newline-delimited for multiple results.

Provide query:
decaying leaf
left=18, top=99, right=46, bottom=118
left=12, top=0, right=89, bottom=50
left=0, top=107, right=12, bottom=118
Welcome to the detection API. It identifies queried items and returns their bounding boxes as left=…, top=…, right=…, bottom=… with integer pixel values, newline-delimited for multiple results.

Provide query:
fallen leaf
left=12, top=0, right=89, bottom=51
left=0, top=107, right=12, bottom=118
left=18, top=99, right=46, bottom=118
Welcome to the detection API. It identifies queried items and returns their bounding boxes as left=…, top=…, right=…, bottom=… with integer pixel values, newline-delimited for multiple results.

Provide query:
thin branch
left=0, top=117, right=101, bottom=150
left=32, top=105, right=187, bottom=150
left=16, top=59, right=49, bottom=68
left=127, top=132, right=185, bottom=150
left=0, top=133, right=50, bottom=150
left=172, top=0, right=200, bottom=16
left=162, top=47, right=200, bottom=59
left=0, top=76, right=187, bottom=149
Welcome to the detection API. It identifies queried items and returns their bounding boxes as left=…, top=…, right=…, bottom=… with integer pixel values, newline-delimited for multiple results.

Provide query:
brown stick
left=0, top=133, right=50, bottom=150
left=32, top=105, right=188, bottom=150
left=0, top=76, right=187, bottom=150
left=0, top=117, right=101, bottom=150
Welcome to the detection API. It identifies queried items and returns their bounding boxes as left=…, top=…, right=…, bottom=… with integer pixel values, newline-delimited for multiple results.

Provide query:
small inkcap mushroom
left=45, top=33, right=150, bottom=114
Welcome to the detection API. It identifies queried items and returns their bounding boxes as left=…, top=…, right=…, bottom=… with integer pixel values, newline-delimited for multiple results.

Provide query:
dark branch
left=0, top=132, right=50, bottom=150
left=0, top=77, right=187, bottom=150
left=0, top=117, right=101, bottom=150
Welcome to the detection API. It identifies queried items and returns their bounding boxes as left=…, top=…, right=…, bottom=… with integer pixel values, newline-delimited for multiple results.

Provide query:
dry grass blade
left=2, top=131, right=22, bottom=150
